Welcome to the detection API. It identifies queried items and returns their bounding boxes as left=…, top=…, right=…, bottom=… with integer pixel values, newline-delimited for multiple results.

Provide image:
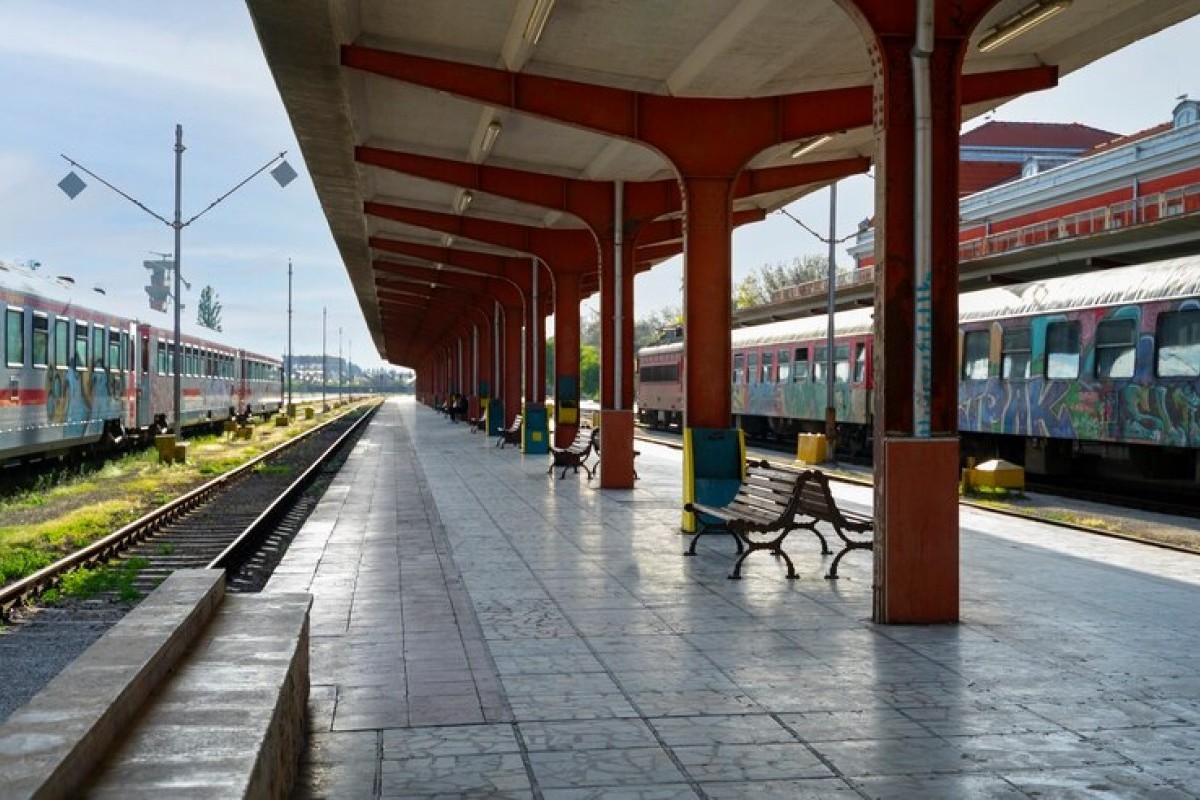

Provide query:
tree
left=197, top=285, right=223, bottom=332
left=733, top=255, right=829, bottom=309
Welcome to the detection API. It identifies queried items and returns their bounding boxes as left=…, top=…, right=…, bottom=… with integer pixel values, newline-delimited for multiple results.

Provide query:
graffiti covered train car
left=635, top=257, right=1200, bottom=482
left=1, top=260, right=282, bottom=465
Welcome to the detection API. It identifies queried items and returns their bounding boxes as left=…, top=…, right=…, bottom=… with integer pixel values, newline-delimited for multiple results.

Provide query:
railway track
left=0, top=401, right=379, bottom=618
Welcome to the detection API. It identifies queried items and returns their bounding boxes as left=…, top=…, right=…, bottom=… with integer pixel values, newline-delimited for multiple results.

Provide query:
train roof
left=638, top=256, right=1200, bottom=356
left=958, top=256, right=1200, bottom=322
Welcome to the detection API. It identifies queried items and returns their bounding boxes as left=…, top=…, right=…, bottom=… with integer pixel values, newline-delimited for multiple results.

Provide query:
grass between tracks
left=0, top=402, right=364, bottom=588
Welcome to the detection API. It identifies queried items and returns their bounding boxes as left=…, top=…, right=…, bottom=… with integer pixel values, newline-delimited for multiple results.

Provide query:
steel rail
left=208, top=403, right=378, bottom=571
left=0, top=402, right=378, bottom=618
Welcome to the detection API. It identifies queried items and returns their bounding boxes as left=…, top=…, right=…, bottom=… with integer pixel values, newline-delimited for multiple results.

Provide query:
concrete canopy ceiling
left=245, top=0, right=1200, bottom=367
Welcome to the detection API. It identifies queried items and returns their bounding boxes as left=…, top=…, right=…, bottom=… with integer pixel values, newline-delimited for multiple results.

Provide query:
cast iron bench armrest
left=793, top=469, right=874, bottom=579
left=547, top=428, right=596, bottom=479
left=495, top=414, right=523, bottom=448
left=682, top=461, right=816, bottom=579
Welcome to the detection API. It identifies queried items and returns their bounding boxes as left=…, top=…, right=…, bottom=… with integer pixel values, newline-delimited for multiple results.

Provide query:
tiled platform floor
left=266, top=397, right=1200, bottom=798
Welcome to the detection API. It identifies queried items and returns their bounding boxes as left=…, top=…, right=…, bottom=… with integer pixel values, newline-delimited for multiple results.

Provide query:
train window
left=1045, top=321, right=1080, bottom=379
left=854, top=342, right=867, bottom=383
left=761, top=351, right=774, bottom=382
left=962, top=330, right=990, bottom=380
left=1095, top=319, right=1136, bottom=379
left=1001, top=328, right=1031, bottom=380
left=108, top=331, right=121, bottom=370
left=32, top=314, right=49, bottom=368
left=54, top=319, right=68, bottom=369
left=74, top=322, right=88, bottom=370
left=91, top=326, right=106, bottom=369
left=793, top=348, right=809, bottom=382
left=6, top=308, right=25, bottom=366
left=777, top=350, right=790, bottom=382
left=746, top=352, right=758, bottom=384
left=732, top=353, right=744, bottom=384
left=1155, top=310, right=1200, bottom=378
left=156, top=341, right=167, bottom=374
left=835, top=345, right=850, bottom=382
left=121, top=332, right=131, bottom=371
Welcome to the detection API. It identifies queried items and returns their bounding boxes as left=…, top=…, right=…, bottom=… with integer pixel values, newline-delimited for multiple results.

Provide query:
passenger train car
left=2, top=260, right=283, bottom=465
left=636, top=257, right=1200, bottom=482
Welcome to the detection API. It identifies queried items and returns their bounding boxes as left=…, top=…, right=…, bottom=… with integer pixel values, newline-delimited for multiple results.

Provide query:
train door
left=136, top=325, right=153, bottom=429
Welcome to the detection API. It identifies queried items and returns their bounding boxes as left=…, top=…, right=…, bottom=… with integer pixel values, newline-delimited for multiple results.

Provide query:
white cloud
left=0, top=4, right=275, bottom=102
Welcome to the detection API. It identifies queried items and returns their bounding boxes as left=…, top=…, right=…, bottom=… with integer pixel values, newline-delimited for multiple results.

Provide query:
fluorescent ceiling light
left=790, top=134, right=833, bottom=159
left=481, top=120, right=502, bottom=156
left=442, top=234, right=455, bottom=247
left=523, top=0, right=556, bottom=45
left=978, top=0, right=1071, bottom=53
left=456, top=190, right=474, bottom=214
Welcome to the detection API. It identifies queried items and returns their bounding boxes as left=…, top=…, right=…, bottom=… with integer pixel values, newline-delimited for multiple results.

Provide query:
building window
left=1001, top=327, right=1031, bottom=380
left=1095, top=319, right=1136, bottom=379
left=1045, top=321, right=1080, bottom=379
left=1156, top=310, right=1200, bottom=377
left=962, top=330, right=990, bottom=380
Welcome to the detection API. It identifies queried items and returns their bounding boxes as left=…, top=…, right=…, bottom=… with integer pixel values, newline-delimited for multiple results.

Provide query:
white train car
left=1, top=260, right=282, bottom=465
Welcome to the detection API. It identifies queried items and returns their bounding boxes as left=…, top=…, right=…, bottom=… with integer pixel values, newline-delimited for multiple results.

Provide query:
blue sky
left=2, top=4, right=1197, bottom=370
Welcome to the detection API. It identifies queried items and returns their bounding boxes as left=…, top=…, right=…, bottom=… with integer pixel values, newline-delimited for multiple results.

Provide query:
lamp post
left=287, top=259, right=294, bottom=413
left=779, top=181, right=848, bottom=463
left=321, top=306, right=327, bottom=411
left=60, top=124, right=296, bottom=437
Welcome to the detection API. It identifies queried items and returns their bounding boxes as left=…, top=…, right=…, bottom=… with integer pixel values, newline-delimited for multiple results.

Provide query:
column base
left=874, top=437, right=960, bottom=624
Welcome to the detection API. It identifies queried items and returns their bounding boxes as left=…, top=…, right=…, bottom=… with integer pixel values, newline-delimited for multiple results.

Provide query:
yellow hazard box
left=796, top=433, right=827, bottom=464
left=962, top=458, right=1024, bottom=492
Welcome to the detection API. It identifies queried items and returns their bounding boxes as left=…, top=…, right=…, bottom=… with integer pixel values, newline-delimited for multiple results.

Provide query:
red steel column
left=554, top=269, right=581, bottom=447
left=851, top=0, right=996, bottom=623
left=502, top=301, right=523, bottom=427
left=681, top=176, right=736, bottom=429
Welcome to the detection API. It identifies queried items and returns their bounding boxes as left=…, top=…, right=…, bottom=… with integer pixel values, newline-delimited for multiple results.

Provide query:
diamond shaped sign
left=271, top=160, right=298, bottom=188
left=58, top=171, right=87, bottom=199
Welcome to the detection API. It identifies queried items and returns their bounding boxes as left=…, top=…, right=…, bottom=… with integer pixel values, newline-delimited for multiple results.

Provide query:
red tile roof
left=960, top=161, right=1022, bottom=195
left=1085, top=122, right=1172, bottom=155
left=961, top=121, right=1117, bottom=150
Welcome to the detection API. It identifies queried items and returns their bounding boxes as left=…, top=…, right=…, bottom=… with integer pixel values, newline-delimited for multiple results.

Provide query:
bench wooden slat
left=495, top=414, right=522, bottom=448
left=547, top=427, right=596, bottom=480
left=683, top=460, right=816, bottom=579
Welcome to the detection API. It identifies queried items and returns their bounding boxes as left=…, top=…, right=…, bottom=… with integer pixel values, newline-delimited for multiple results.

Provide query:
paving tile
left=528, top=747, right=687, bottom=789
left=266, top=399, right=1200, bottom=799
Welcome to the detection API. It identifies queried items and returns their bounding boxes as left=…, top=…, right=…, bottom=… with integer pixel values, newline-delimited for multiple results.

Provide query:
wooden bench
left=495, top=414, right=522, bottom=448
left=791, top=468, right=874, bottom=579
left=683, top=460, right=815, bottom=579
left=547, top=427, right=596, bottom=479
left=589, top=427, right=640, bottom=481
left=469, top=412, right=487, bottom=433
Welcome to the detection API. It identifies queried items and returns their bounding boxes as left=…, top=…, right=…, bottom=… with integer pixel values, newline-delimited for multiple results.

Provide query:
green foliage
left=733, top=255, right=829, bottom=309
left=50, top=557, right=149, bottom=603
left=579, top=345, right=600, bottom=398
left=0, top=547, right=56, bottom=584
left=197, top=285, right=223, bottom=332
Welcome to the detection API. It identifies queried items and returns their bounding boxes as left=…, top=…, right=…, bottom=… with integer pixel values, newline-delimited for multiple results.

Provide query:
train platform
left=265, top=396, right=1200, bottom=798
